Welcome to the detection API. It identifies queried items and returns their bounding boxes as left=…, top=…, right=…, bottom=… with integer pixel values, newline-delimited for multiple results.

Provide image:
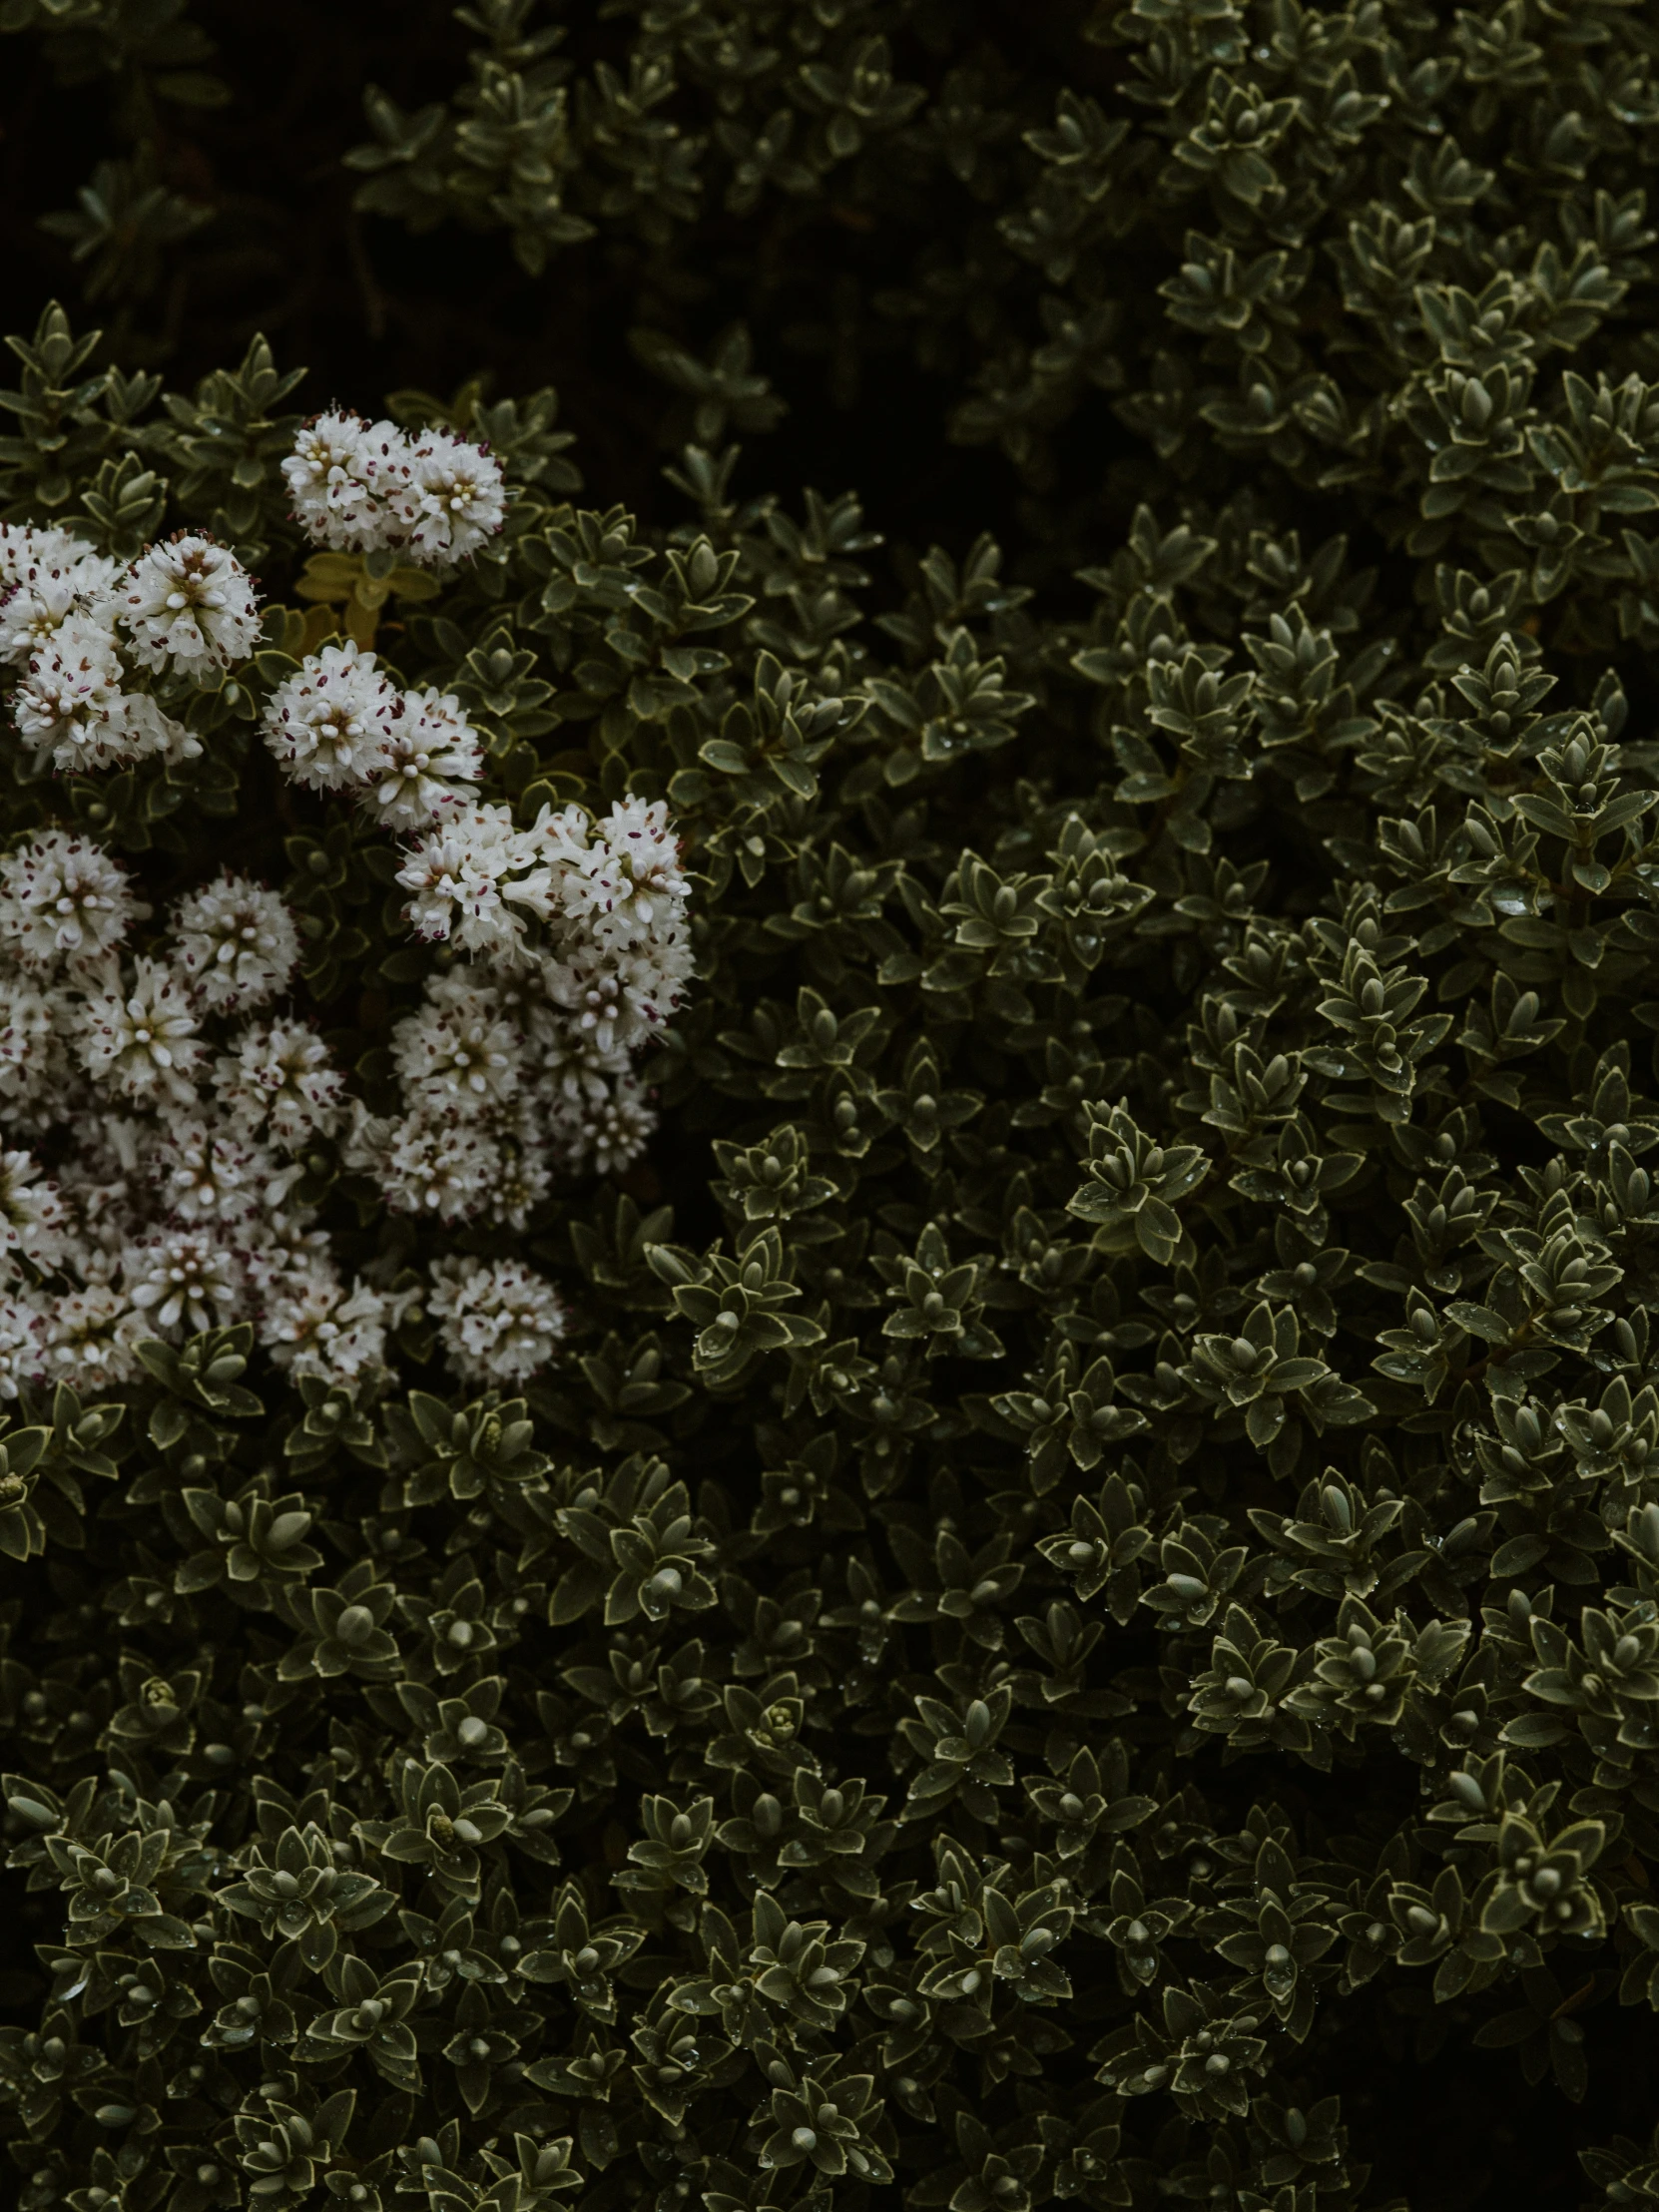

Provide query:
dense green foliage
left=9, top=3, right=1659, bottom=2210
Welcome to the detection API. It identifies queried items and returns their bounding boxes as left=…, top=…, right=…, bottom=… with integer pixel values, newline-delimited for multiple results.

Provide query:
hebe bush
left=4, top=3, right=1659, bottom=2209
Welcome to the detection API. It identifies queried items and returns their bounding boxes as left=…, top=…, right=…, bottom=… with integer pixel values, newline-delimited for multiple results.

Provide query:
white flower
left=488, top=1150, right=554, bottom=1230
left=337, top=1099, right=392, bottom=1174
left=283, top=413, right=419, bottom=552
left=11, top=639, right=185, bottom=775
left=0, top=1159, right=66, bottom=1283
left=10, top=628, right=122, bottom=761
left=482, top=1097, right=554, bottom=1229
left=172, top=874, right=300, bottom=1010
left=0, top=554, right=123, bottom=668
left=214, top=1019, right=346, bottom=1150
left=428, top=1255, right=565, bottom=1383
left=513, top=796, right=693, bottom=1051
left=0, top=523, right=104, bottom=595
left=353, top=418, right=418, bottom=537
left=0, top=1292, right=47, bottom=1397
left=375, top=1111, right=501, bottom=1221
left=403, top=429, right=507, bottom=565
left=262, top=1264, right=388, bottom=1381
left=538, top=951, right=632, bottom=1058
left=281, top=414, right=507, bottom=566
left=588, top=1070, right=657, bottom=1177
left=78, top=957, right=202, bottom=1104
left=391, top=973, right=520, bottom=1119
left=150, top=1118, right=287, bottom=1226
left=362, top=686, right=483, bottom=827
left=620, top=928, right=695, bottom=1030
left=395, top=803, right=536, bottom=961
left=462, top=1097, right=559, bottom=1238
left=0, top=970, right=70, bottom=1121
left=522, top=800, right=592, bottom=873
left=53, top=1129, right=145, bottom=1261
left=41, top=1283, right=142, bottom=1389
left=0, top=831, right=143, bottom=967
left=280, top=411, right=387, bottom=551
left=262, top=640, right=403, bottom=793
left=0, top=1150, right=66, bottom=1282
left=546, top=1063, right=656, bottom=1177
left=242, top=1215, right=330, bottom=1300
left=540, top=929, right=693, bottom=1058
left=122, top=1228, right=245, bottom=1337
left=118, top=534, right=261, bottom=677
left=538, top=797, right=689, bottom=951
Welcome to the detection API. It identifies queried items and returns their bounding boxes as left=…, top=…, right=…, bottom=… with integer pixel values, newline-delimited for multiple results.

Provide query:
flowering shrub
left=0, top=461, right=688, bottom=1398
left=6, top=6, right=1659, bottom=2212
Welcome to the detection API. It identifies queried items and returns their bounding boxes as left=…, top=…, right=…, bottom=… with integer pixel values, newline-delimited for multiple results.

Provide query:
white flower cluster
left=281, top=411, right=506, bottom=564
left=0, top=522, right=260, bottom=775
left=0, top=422, right=683, bottom=1399
left=252, top=634, right=685, bottom=1197
left=262, top=639, right=482, bottom=825
left=0, top=830, right=576, bottom=1394
left=0, top=830, right=385, bottom=1394
left=355, top=793, right=690, bottom=1203
left=428, top=1257, right=567, bottom=1385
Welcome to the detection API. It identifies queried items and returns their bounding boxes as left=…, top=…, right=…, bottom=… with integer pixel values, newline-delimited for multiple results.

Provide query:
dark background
left=0, top=3, right=1142, bottom=596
